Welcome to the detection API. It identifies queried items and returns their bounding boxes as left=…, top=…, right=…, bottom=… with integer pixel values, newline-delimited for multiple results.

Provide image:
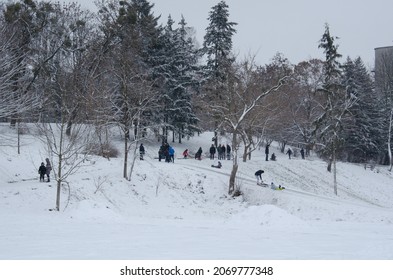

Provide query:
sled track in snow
left=177, top=161, right=388, bottom=210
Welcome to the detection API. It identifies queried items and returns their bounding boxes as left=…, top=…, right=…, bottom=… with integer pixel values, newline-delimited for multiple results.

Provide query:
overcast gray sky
left=76, top=0, right=393, bottom=68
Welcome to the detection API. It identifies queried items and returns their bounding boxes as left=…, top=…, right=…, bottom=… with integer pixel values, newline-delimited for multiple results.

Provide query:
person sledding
left=211, top=161, right=222, bottom=168
left=182, top=149, right=189, bottom=159
left=270, top=182, right=285, bottom=190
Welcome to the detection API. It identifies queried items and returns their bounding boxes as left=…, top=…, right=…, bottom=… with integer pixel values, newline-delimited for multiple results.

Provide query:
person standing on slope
left=45, top=158, right=52, bottom=182
left=38, top=162, right=46, bottom=182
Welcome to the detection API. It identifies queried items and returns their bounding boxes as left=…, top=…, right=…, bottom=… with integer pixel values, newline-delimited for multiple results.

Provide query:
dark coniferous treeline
left=0, top=0, right=392, bottom=168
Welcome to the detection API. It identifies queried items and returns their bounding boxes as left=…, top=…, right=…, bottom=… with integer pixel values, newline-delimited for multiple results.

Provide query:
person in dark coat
left=226, top=144, right=231, bottom=160
left=211, top=161, right=222, bottom=168
left=265, top=144, right=270, bottom=161
left=38, top=162, right=46, bottom=182
left=209, top=144, right=216, bottom=160
left=45, top=158, right=52, bottom=182
left=255, top=169, right=264, bottom=184
left=158, top=145, right=165, bottom=161
left=270, top=153, right=276, bottom=161
left=139, top=143, right=145, bottom=160
left=300, top=148, right=305, bottom=159
left=221, top=144, right=226, bottom=160
left=163, top=143, right=170, bottom=163
left=195, top=147, right=202, bottom=160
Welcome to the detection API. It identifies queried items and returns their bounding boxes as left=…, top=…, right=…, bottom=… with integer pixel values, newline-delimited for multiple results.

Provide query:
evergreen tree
left=155, top=15, right=200, bottom=143
left=342, top=57, right=383, bottom=163
left=314, top=23, right=354, bottom=195
left=202, top=0, right=237, bottom=145
left=203, top=0, right=237, bottom=81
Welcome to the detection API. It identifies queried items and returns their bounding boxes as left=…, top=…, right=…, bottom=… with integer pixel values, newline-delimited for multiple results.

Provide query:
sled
left=271, top=185, right=286, bottom=190
left=257, top=182, right=268, bottom=187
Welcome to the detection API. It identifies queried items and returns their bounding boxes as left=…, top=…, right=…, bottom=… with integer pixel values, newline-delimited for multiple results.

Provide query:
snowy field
left=1, top=123, right=393, bottom=261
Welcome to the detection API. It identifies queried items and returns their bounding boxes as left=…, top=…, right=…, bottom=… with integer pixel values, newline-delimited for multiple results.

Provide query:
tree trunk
left=123, top=130, right=128, bottom=179
left=178, top=127, right=182, bottom=144
left=56, top=126, right=64, bottom=211
left=66, top=120, right=72, bottom=137
left=128, top=141, right=138, bottom=181
left=242, top=145, right=248, bottom=162
left=333, top=145, right=338, bottom=195
left=134, top=125, right=138, bottom=141
left=17, top=121, right=21, bottom=155
left=388, top=108, right=393, bottom=171
left=228, top=132, right=238, bottom=194
left=229, top=164, right=238, bottom=195
left=56, top=163, right=62, bottom=211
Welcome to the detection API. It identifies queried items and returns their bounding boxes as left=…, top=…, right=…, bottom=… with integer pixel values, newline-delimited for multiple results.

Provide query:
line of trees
left=1, top=0, right=392, bottom=200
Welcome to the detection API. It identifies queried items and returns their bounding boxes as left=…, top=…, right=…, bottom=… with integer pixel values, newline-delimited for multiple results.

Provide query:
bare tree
left=37, top=120, right=93, bottom=211
left=210, top=57, right=287, bottom=194
left=290, top=59, right=325, bottom=154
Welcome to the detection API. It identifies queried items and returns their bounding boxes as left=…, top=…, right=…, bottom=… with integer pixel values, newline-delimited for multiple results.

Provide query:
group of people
left=209, top=144, right=231, bottom=160
left=158, top=143, right=175, bottom=163
left=38, top=158, right=52, bottom=182
left=265, top=144, right=277, bottom=161
left=265, top=143, right=306, bottom=161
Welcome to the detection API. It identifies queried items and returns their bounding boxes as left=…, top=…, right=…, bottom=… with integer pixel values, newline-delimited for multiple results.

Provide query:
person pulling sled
left=255, top=169, right=265, bottom=186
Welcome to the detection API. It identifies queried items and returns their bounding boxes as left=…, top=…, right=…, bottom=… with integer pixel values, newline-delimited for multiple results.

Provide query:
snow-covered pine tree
left=341, top=57, right=383, bottom=163
left=314, top=23, right=355, bottom=195
left=202, top=0, right=237, bottom=146
left=171, top=16, right=200, bottom=142
left=154, top=15, right=200, bottom=143
left=203, top=0, right=237, bottom=81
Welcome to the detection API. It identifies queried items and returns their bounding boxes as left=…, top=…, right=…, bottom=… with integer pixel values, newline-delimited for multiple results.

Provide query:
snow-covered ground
left=1, top=123, right=393, bottom=260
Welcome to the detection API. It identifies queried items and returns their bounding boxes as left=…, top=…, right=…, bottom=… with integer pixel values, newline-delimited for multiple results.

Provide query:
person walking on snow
left=139, top=143, right=145, bottom=160
left=38, top=162, right=46, bottom=182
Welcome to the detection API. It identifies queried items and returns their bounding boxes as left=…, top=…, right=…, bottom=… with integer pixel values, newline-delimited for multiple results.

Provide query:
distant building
left=374, top=46, right=393, bottom=99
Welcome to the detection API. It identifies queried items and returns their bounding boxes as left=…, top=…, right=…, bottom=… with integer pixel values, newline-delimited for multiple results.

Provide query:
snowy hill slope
left=1, top=124, right=393, bottom=259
